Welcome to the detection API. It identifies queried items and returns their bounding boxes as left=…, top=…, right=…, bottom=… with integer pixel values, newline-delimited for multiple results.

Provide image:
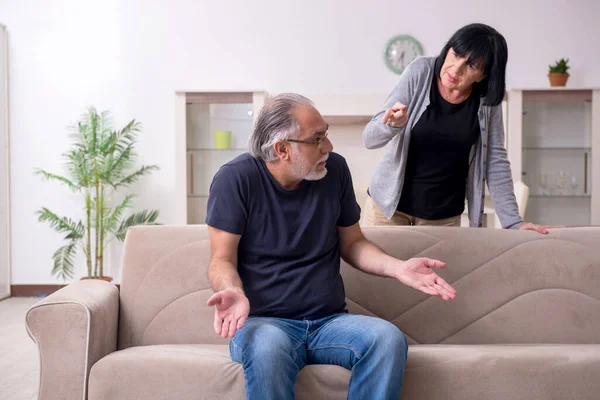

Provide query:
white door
left=0, top=24, right=10, bottom=299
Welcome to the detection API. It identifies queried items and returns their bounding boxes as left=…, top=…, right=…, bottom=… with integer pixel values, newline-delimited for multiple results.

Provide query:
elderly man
left=206, top=93, right=456, bottom=400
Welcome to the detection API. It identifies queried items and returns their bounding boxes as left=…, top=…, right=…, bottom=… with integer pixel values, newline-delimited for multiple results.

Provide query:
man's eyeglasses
left=286, top=132, right=329, bottom=146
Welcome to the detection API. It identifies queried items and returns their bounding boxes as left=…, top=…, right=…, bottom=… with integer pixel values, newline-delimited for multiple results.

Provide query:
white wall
left=2, top=0, right=600, bottom=283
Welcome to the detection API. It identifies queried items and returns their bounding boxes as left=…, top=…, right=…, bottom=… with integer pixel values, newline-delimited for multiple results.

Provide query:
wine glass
left=538, top=172, right=548, bottom=196
left=556, top=171, right=567, bottom=195
left=570, top=175, right=578, bottom=195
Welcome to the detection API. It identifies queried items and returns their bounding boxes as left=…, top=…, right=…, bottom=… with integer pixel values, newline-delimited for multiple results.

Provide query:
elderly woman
left=363, top=23, right=548, bottom=233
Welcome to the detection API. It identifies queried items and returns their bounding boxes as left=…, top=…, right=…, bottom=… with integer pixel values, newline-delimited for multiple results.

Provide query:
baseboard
left=11, top=285, right=67, bottom=297
left=10, top=284, right=120, bottom=297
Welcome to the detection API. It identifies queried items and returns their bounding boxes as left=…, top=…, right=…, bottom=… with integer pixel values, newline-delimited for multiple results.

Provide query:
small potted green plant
left=548, top=58, right=570, bottom=87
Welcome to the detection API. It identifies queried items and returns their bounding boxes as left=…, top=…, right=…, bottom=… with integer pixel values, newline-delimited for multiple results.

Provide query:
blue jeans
left=230, top=313, right=408, bottom=400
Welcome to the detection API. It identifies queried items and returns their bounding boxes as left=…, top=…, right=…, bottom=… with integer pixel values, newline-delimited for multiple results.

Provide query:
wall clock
left=384, top=35, right=423, bottom=75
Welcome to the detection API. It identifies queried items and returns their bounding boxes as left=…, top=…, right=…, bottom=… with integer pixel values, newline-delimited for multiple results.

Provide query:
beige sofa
left=26, top=225, right=600, bottom=400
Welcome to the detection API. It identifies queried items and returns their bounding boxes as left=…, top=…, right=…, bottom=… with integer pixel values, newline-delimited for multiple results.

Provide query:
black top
left=206, top=152, right=361, bottom=320
left=397, top=75, right=480, bottom=220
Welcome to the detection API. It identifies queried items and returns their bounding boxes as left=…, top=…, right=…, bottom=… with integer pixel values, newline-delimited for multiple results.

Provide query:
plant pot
left=80, top=276, right=114, bottom=282
left=548, top=73, right=569, bottom=87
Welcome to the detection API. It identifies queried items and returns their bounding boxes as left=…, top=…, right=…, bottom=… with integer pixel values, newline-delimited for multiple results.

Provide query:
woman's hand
left=381, top=102, right=409, bottom=128
left=518, top=222, right=560, bottom=234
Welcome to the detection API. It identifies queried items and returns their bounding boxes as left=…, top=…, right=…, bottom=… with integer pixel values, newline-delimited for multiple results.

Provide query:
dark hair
left=435, top=23, right=507, bottom=106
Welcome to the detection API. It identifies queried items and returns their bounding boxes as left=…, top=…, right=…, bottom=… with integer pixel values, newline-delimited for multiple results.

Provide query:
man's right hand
left=207, top=288, right=250, bottom=339
left=381, top=102, right=409, bottom=128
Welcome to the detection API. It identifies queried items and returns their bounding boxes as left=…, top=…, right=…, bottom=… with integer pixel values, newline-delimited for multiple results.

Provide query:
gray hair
left=248, top=93, right=313, bottom=161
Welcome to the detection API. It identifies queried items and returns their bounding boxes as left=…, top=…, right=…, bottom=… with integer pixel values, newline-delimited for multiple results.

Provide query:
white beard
left=304, top=165, right=328, bottom=181
left=290, top=147, right=328, bottom=181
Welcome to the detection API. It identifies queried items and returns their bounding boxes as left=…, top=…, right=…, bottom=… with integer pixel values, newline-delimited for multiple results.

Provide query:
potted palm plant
left=35, top=107, right=160, bottom=281
left=548, top=58, right=570, bottom=87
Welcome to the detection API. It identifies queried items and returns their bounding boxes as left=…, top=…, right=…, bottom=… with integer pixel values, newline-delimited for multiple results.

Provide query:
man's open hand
left=395, top=258, right=457, bottom=300
left=207, top=288, right=250, bottom=338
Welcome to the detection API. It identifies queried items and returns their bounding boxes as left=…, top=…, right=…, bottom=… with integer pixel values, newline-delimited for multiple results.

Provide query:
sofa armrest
left=25, top=280, right=119, bottom=400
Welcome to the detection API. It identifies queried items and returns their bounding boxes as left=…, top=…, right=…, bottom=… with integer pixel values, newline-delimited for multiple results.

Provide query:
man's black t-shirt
left=206, top=152, right=361, bottom=320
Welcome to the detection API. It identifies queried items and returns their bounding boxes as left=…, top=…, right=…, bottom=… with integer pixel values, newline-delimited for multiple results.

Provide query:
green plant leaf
left=103, top=120, right=140, bottom=154
left=37, top=208, right=85, bottom=240
left=65, top=149, right=93, bottom=188
left=548, top=58, right=570, bottom=73
left=114, top=209, right=160, bottom=241
left=104, top=194, right=135, bottom=233
left=51, top=241, right=78, bottom=281
left=111, top=165, right=159, bottom=190
left=34, top=169, right=79, bottom=192
left=103, top=145, right=135, bottom=183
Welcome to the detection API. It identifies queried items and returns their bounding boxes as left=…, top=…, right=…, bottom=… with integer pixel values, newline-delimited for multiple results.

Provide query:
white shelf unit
left=175, top=91, right=268, bottom=225
left=507, top=89, right=600, bottom=226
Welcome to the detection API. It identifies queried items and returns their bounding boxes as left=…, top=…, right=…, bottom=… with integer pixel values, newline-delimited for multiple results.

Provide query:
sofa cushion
left=88, top=343, right=600, bottom=400
left=87, top=344, right=351, bottom=400
left=402, top=344, right=600, bottom=399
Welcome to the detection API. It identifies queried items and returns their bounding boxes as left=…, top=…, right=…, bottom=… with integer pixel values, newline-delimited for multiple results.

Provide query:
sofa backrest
left=118, top=225, right=600, bottom=349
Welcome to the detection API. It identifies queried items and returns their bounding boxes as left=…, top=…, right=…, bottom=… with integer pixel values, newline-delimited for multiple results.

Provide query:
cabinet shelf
left=523, top=147, right=591, bottom=150
left=519, top=89, right=594, bottom=102
left=323, top=115, right=372, bottom=125
left=187, top=148, right=248, bottom=151
left=530, top=194, right=591, bottom=199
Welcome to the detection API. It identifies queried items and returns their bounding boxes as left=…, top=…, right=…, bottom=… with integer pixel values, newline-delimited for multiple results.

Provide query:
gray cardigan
left=363, top=56, right=523, bottom=229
